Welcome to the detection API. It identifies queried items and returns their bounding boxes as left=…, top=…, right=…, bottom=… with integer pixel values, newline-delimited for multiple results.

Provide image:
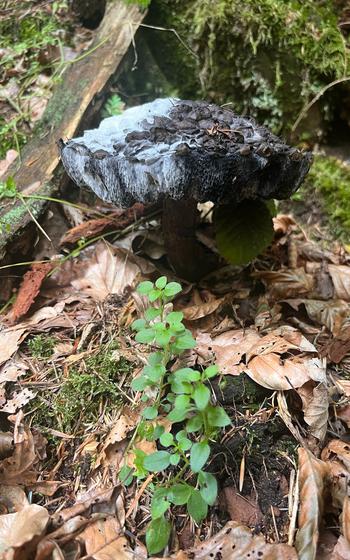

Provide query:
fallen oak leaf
left=0, top=425, right=38, bottom=485
left=253, top=268, right=315, bottom=299
left=295, top=448, right=329, bottom=560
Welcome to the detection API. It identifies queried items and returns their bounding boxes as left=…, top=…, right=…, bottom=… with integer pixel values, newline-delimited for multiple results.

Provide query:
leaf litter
left=0, top=203, right=350, bottom=559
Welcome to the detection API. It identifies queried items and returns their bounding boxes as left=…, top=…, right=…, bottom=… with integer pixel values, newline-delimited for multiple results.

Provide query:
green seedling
left=120, top=277, right=231, bottom=554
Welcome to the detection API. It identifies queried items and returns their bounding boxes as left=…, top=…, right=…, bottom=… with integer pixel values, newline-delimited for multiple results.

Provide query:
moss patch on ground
left=28, top=342, right=134, bottom=435
left=297, top=154, right=350, bottom=241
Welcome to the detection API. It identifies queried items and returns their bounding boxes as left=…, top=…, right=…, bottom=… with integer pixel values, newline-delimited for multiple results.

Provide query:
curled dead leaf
left=328, top=266, right=350, bottom=301
left=0, top=425, right=38, bottom=485
left=0, top=504, right=49, bottom=554
left=295, top=448, right=328, bottom=560
left=297, top=382, right=329, bottom=441
left=253, top=268, right=315, bottom=299
left=77, top=516, right=134, bottom=560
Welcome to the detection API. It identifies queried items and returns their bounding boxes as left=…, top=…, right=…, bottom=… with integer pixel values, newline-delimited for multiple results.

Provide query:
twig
left=291, top=76, right=350, bottom=133
left=125, top=473, right=154, bottom=519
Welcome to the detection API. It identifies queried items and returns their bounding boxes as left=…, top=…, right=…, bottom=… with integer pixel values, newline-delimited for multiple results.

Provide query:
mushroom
left=59, top=98, right=312, bottom=281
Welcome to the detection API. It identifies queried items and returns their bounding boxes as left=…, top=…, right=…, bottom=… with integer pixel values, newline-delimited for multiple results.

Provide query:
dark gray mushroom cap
left=59, top=98, right=312, bottom=207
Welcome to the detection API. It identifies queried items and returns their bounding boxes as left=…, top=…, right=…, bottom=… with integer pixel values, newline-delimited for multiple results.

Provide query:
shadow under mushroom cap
left=59, top=98, right=312, bottom=208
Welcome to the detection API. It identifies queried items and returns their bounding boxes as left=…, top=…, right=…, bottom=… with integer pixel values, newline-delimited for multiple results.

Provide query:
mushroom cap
left=59, top=98, right=312, bottom=207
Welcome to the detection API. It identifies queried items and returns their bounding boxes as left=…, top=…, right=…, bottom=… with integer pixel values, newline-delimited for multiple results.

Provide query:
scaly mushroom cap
left=59, top=98, right=312, bottom=207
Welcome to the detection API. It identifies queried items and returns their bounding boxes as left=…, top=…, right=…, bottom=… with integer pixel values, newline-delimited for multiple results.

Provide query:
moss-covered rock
left=146, top=0, right=349, bottom=135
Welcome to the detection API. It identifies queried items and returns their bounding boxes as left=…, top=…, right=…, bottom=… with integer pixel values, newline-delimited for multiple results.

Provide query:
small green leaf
left=143, top=406, right=158, bottom=420
left=204, top=365, right=219, bottom=379
left=175, top=430, right=188, bottom=441
left=186, top=414, right=203, bottom=433
left=146, top=515, right=171, bottom=554
left=131, top=318, right=147, bottom=331
left=155, top=276, right=168, bottom=289
left=187, top=489, right=208, bottom=524
left=145, top=307, right=161, bottom=321
left=151, top=489, right=170, bottom=518
left=207, top=405, right=231, bottom=427
left=175, top=368, right=201, bottom=382
left=167, top=407, right=190, bottom=423
left=144, top=451, right=171, bottom=472
left=143, top=364, right=166, bottom=382
left=160, top=432, right=174, bottom=447
left=155, top=329, right=172, bottom=347
left=193, top=384, right=211, bottom=410
left=178, top=437, right=192, bottom=451
left=174, top=394, right=190, bottom=410
left=168, top=484, right=192, bottom=505
left=173, top=333, right=196, bottom=351
left=152, top=424, right=165, bottom=440
left=148, top=352, right=163, bottom=366
left=169, top=453, right=180, bottom=465
left=119, top=465, right=133, bottom=486
left=137, top=280, right=154, bottom=295
left=170, top=378, right=192, bottom=394
left=164, top=282, right=182, bottom=298
left=190, top=442, right=210, bottom=473
left=135, top=328, right=155, bottom=344
left=131, top=375, right=149, bottom=391
left=215, top=200, right=274, bottom=265
left=149, top=288, right=162, bottom=302
left=198, top=472, right=218, bottom=506
left=167, top=311, right=184, bottom=324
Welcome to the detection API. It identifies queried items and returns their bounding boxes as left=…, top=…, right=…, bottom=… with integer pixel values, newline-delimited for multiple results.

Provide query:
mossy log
left=0, top=1, right=146, bottom=259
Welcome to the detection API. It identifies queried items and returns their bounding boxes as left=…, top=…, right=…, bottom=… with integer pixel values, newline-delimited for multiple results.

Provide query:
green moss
left=29, top=343, right=134, bottom=434
left=301, top=154, right=350, bottom=240
left=28, top=335, right=56, bottom=358
left=147, top=0, right=349, bottom=134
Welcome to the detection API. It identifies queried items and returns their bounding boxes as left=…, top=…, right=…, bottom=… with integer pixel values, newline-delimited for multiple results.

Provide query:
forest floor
left=0, top=186, right=350, bottom=560
left=1, top=2, right=350, bottom=560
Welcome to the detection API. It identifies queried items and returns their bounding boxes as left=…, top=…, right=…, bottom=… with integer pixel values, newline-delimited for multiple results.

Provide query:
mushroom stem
left=162, top=198, right=217, bottom=282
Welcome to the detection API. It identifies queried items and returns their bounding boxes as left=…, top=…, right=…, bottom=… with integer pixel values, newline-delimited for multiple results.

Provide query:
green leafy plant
left=120, top=277, right=231, bottom=555
left=102, top=94, right=125, bottom=118
left=215, top=199, right=275, bottom=265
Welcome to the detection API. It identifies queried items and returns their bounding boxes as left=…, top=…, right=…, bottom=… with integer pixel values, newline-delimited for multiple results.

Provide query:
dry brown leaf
left=334, top=379, right=350, bottom=398
left=273, top=214, right=297, bottom=235
left=329, top=265, right=350, bottom=301
left=222, top=487, right=263, bottom=527
left=295, top=447, right=329, bottom=560
left=322, top=326, right=350, bottom=364
left=0, top=328, right=26, bottom=366
left=336, top=405, right=350, bottom=428
left=71, top=242, right=141, bottom=301
left=196, top=328, right=260, bottom=375
left=0, top=485, right=29, bottom=513
left=0, top=425, right=38, bottom=485
left=0, top=149, right=18, bottom=178
left=302, top=299, right=349, bottom=336
left=61, top=204, right=144, bottom=246
left=253, top=268, right=315, bottom=299
left=1, top=388, right=37, bottom=414
left=0, top=360, right=28, bottom=384
left=0, top=504, right=49, bottom=554
left=245, top=328, right=326, bottom=391
left=321, top=440, right=350, bottom=472
left=182, top=297, right=224, bottom=321
left=330, top=496, right=350, bottom=559
left=159, top=521, right=297, bottom=559
left=6, top=262, right=53, bottom=323
left=77, top=517, right=135, bottom=560
left=95, top=407, right=141, bottom=469
left=0, top=432, right=14, bottom=458
left=297, top=382, right=329, bottom=441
